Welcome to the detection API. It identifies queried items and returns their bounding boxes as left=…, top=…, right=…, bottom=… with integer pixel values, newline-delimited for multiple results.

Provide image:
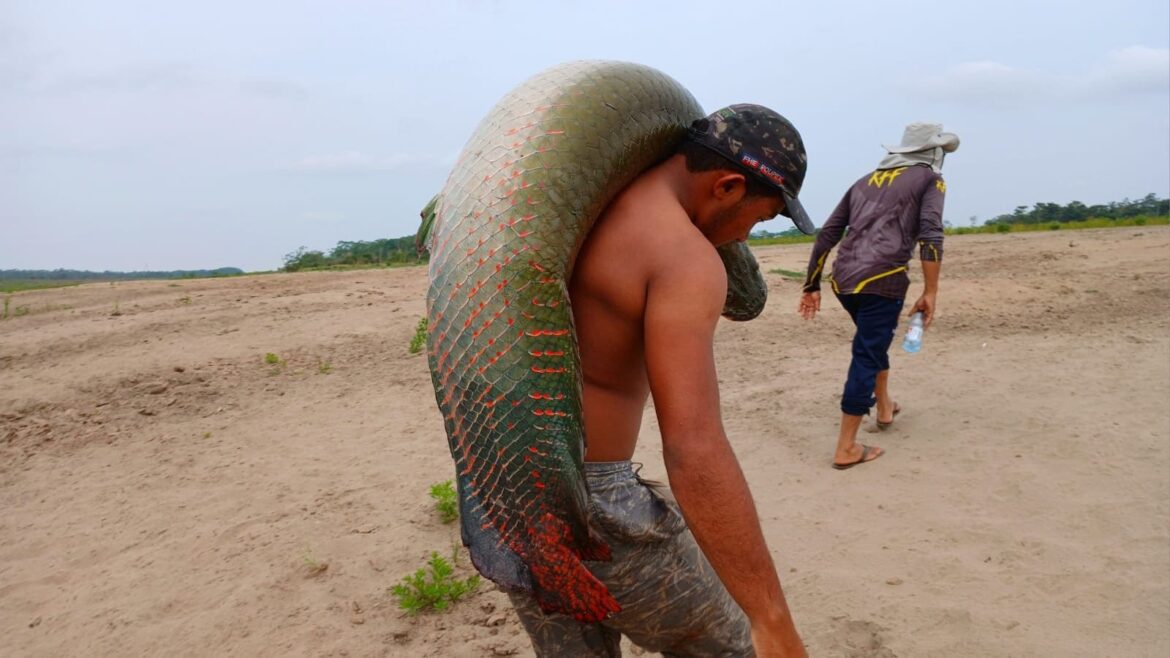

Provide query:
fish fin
left=416, top=194, right=440, bottom=256
left=527, top=513, right=621, bottom=622
left=575, top=531, right=612, bottom=562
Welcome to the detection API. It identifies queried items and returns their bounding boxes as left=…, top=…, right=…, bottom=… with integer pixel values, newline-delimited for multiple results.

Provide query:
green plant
left=391, top=552, right=479, bottom=614
left=429, top=480, right=459, bottom=523
left=303, top=548, right=329, bottom=576
left=409, top=317, right=428, bottom=354
left=2, top=296, right=8, bottom=320
left=768, top=268, right=805, bottom=280
left=264, top=352, right=286, bottom=376
left=317, top=360, right=332, bottom=375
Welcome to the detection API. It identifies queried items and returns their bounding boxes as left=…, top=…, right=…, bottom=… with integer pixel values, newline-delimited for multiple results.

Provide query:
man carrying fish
left=504, top=105, right=812, bottom=657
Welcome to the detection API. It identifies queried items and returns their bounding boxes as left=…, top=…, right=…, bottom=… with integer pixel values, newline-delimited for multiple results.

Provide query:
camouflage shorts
left=507, top=461, right=752, bottom=657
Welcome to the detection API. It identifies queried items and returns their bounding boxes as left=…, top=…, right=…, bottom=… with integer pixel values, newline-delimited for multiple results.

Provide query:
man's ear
left=711, top=172, right=747, bottom=203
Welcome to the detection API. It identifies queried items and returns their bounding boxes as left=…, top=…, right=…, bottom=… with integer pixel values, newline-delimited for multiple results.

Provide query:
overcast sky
left=4, top=0, right=1168, bottom=272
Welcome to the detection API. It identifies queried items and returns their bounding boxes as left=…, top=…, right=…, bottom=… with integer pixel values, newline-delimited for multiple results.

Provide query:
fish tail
left=527, top=513, right=621, bottom=622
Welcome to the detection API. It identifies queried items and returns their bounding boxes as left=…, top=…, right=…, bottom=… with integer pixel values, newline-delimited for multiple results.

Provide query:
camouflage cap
left=686, top=104, right=813, bottom=235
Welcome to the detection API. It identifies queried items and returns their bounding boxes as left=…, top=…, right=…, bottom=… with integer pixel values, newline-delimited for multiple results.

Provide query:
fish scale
left=421, top=60, right=768, bottom=622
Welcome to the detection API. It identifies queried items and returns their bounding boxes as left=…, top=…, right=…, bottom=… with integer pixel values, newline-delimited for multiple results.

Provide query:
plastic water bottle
left=902, top=312, right=925, bottom=353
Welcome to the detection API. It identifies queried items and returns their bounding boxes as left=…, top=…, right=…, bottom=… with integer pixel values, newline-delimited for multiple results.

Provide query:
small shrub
left=317, top=360, right=332, bottom=375
left=429, top=480, right=459, bottom=523
left=264, top=352, right=281, bottom=365
left=995, top=223, right=1012, bottom=233
left=391, top=552, right=479, bottom=614
left=1048, top=222, right=1061, bottom=230
left=409, top=317, right=428, bottom=354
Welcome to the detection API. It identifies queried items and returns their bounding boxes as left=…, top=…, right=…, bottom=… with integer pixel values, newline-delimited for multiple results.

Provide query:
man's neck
left=648, top=154, right=700, bottom=220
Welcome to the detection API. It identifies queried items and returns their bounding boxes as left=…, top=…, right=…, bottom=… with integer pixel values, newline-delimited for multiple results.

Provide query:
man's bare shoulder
left=603, top=178, right=726, bottom=294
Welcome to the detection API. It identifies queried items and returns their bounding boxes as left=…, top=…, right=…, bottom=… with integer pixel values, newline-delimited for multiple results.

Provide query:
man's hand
left=908, top=291, right=937, bottom=329
left=797, top=291, right=820, bottom=320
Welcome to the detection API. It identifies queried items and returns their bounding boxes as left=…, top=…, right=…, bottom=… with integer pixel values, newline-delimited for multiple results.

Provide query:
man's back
left=569, top=161, right=727, bottom=462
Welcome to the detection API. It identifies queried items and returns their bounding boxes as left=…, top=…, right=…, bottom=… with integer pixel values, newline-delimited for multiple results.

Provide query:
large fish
left=418, top=60, right=767, bottom=622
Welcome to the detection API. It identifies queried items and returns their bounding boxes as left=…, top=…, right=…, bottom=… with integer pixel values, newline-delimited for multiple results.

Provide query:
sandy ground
left=2, top=226, right=1168, bottom=658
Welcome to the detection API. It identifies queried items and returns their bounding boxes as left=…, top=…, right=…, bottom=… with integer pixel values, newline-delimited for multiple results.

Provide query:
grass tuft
left=429, top=480, right=459, bottom=524
left=391, top=552, right=479, bottom=614
left=409, top=317, right=428, bottom=354
left=768, top=268, right=805, bottom=280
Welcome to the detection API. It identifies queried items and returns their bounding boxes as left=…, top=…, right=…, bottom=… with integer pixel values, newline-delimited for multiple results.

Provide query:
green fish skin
left=421, top=60, right=767, bottom=622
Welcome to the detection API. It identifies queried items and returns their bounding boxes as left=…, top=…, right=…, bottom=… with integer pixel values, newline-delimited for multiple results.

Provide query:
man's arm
left=798, top=188, right=851, bottom=320
left=910, top=176, right=946, bottom=328
left=644, top=245, right=805, bottom=656
left=911, top=260, right=940, bottom=328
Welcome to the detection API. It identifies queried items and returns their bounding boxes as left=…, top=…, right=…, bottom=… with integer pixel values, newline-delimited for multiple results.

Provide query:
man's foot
left=876, top=402, right=901, bottom=430
left=832, top=444, right=884, bottom=470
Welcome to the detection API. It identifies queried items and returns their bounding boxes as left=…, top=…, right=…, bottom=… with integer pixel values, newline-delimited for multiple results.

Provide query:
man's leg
left=874, top=369, right=898, bottom=425
left=833, top=295, right=902, bottom=466
left=833, top=413, right=871, bottom=465
left=506, top=592, right=621, bottom=658
left=505, top=462, right=752, bottom=657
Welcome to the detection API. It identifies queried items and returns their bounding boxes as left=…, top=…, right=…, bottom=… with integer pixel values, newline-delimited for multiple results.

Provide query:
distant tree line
left=284, top=193, right=1169, bottom=271
left=0, top=267, right=244, bottom=281
left=984, top=193, right=1167, bottom=226
left=750, top=227, right=807, bottom=239
left=282, top=236, right=425, bottom=272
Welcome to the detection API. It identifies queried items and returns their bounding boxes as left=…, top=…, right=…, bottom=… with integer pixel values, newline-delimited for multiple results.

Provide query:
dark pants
left=835, top=293, right=904, bottom=416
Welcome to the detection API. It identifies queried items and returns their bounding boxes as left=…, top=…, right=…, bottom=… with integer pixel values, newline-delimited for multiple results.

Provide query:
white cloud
left=1084, top=46, right=1170, bottom=95
left=912, top=46, right=1169, bottom=106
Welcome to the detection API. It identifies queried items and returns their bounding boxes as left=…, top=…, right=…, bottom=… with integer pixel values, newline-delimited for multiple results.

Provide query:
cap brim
left=781, top=191, right=816, bottom=235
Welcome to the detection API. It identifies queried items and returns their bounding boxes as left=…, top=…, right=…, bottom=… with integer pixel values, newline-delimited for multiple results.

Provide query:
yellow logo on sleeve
left=936, top=179, right=947, bottom=193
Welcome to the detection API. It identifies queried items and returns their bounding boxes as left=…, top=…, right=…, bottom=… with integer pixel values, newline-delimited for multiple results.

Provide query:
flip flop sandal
left=832, top=444, right=883, bottom=470
left=876, top=404, right=901, bottom=431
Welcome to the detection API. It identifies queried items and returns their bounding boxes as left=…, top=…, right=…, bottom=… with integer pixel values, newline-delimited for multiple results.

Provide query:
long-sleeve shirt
left=803, top=164, right=945, bottom=300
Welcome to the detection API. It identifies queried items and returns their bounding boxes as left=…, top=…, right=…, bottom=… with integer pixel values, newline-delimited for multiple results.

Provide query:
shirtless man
left=505, top=105, right=812, bottom=657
